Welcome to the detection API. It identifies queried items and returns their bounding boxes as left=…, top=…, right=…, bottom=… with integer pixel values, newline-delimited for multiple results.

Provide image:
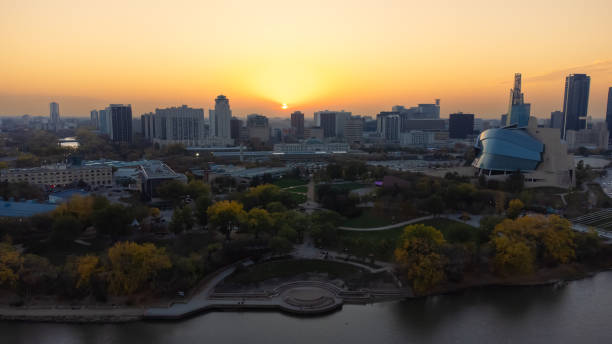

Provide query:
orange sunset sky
left=1, top=0, right=612, bottom=119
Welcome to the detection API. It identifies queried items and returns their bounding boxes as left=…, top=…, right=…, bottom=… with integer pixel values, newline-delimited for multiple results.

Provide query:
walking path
left=338, top=213, right=483, bottom=231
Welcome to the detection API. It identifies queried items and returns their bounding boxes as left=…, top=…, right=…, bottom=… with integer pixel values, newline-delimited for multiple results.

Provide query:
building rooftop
left=0, top=201, right=57, bottom=217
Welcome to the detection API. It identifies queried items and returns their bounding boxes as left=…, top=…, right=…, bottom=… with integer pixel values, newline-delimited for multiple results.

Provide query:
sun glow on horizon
left=281, top=103, right=288, bottom=110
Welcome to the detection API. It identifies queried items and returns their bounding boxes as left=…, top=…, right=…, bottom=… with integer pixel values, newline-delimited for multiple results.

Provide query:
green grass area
left=287, top=185, right=308, bottom=193
left=288, top=192, right=307, bottom=204
left=221, top=259, right=393, bottom=288
left=273, top=177, right=308, bottom=188
left=341, top=209, right=395, bottom=228
left=335, top=218, right=479, bottom=261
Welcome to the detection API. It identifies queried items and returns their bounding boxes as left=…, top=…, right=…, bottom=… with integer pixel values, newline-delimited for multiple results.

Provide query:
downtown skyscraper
left=504, top=73, right=531, bottom=127
left=606, top=87, right=612, bottom=143
left=209, top=95, right=232, bottom=144
left=561, top=74, right=590, bottom=139
left=49, top=102, right=60, bottom=130
left=108, top=104, right=133, bottom=143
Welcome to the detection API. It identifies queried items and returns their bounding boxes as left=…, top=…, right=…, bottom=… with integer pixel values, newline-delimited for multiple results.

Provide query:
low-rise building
left=0, top=164, right=112, bottom=187
left=273, top=140, right=349, bottom=153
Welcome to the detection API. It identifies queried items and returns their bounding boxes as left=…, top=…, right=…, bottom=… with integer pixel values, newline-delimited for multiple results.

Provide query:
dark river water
left=3, top=272, right=612, bottom=344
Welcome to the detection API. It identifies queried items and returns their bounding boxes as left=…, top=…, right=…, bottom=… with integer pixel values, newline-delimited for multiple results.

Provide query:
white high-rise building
left=142, top=105, right=206, bottom=146
left=210, top=95, right=232, bottom=140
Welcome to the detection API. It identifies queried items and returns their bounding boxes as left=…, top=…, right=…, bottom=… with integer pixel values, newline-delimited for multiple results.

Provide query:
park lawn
left=331, top=182, right=369, bottom=192
left=338, top=218, right=478, bottom=249
left=337, top=218, right=479, bottom=261
left=273, top=177, right=308, bottom=188
left=342, top=209, right=396, bottom=228
left=288, top=185, right=308, bottom=193
left=288, top=192, right=307, bottom=204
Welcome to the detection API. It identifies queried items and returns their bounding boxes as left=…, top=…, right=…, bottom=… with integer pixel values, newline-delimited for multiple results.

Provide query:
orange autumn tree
left=107, top=242, right=171, bottom=295
left=491, top=215, right=575, bottom=276
left=394, top=224, right=446, bottom=295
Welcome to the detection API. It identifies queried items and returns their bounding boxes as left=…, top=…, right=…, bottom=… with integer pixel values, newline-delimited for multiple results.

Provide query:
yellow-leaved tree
left=394, top=224, right=446, bottom=295
left=207, top=200, right=247, bottom=240
left=0, top=242, right=22, bottom=288
left=491, top=215, right=575, bottom=275
left=76, top=255, right=101, bottom=289
left=107, top=242, right=172, bottom=295
left=538, top=215, right=576, bottom=264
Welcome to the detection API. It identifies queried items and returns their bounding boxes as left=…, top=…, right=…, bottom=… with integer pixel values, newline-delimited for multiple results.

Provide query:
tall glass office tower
left=561, top=74, right=590, bottom=139
left=505, top=73, right=531, bottom=127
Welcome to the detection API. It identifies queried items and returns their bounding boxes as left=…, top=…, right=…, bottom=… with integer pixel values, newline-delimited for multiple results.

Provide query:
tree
left=246, top=208, right=274, bottom=239
left=19, top=254, right=57, bottom=297
left=0, top=242, right=21, bottom=288
left=489, top=215, right=574, bottom=274
left=394, top=224, right=446, bottom=295
left=491, top=234, right=534, bottom=276
left=186, top=180, right=210, bottom=200
left=107, top=242, right=172, bottom=295
left=194, top=195, right=212, bottom=227
left=506, top=199, right=524, bottom=219
left=76, top=255, right=100, bottom=289
left=156, top=180, right=187, bottom=202
left=207, top=201, right=247, bottom=240
left=92, top=204, right=132, bottom=241
left=538, top=215, right=575, bottom=264
left=269, top=236, right=293, bottom=255
left=425, top=195, right=445, bottom=217
left=170, top=206, right=194, bottom=234
left=51, top=215, right=83, bottom=246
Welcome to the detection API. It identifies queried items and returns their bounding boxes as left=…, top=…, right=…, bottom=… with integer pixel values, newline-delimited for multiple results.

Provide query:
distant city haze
left=1, top=0, right=612, bottom=118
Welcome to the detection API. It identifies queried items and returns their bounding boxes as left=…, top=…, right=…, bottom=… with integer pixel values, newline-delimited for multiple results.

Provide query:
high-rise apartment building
left=230, top=117, right=243, bottom=142
left=314, top=110, right=352, bottom=138
left=449, top=113, right=474, bottom=139
left=290, top=111, right=305, bottom=138
left=380, top=114, right=400, bottom=142
left=605, top=87, right=612, bottom=143
left=141, top=113, right=155, bottom=140
left=246, top=114, right=270, bottom=143
left=210, top=95, right=231, bottom=139
left=50, top=102, right=60, bottom=129
left=505, top=73, right=531, bottom=127
left=109, top=104, right=133, bottom=143
left=562, top=74, right=590, bottom=139
left=90, top=110, right=99, bottom=129
left=98, top=109, right=111, bottom=135
left=343, top=116, right=363, bottom=145
left=141, top=105, right=205, bottom=146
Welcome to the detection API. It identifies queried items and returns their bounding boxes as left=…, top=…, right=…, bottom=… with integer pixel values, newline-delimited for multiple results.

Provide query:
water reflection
left=2, top=273, right=612, bottom=344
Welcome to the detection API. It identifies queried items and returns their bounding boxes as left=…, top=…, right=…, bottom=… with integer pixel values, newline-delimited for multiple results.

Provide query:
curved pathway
left=338, top=215, right=434, bottom=231
left=338, top=213, right=483, bottom=231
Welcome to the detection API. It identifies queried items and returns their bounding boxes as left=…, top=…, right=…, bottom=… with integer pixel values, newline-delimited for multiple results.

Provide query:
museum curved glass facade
left=472, top=128, right=543, bottom=172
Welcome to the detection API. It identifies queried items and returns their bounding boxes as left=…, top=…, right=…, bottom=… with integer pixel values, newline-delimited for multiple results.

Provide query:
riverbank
left=0, top=260, right=610, bottom=323
left=426, top=262, right=607, bottom=298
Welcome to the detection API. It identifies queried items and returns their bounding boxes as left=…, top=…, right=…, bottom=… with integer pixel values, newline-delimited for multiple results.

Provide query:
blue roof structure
left=472, top=128, right=543, bottom=172
left=0, top=201, right=57, bottom=217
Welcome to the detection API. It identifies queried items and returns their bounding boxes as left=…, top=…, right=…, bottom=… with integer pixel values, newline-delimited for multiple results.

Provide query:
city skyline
left=1, top=1, right=612, bottom=118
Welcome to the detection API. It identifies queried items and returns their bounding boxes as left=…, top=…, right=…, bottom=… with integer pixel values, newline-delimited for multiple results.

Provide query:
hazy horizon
left=1, top=0, right=612, bottom=119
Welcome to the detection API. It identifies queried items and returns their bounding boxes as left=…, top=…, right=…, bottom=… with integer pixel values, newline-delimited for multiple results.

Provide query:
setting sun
left=281, top=103, right=288, bottom=110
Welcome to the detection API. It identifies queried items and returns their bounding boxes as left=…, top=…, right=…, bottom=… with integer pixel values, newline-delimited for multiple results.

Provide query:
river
left=3, top=272, right=612, bottom=344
